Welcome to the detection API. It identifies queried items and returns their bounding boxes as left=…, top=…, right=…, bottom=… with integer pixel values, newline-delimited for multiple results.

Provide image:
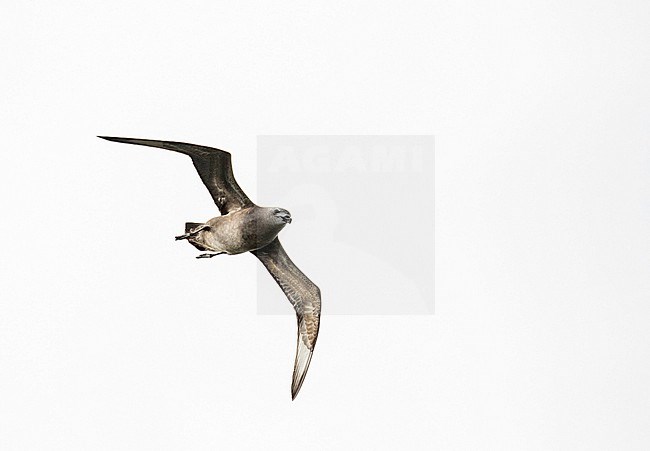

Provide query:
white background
left=1, top=1, right=649, bottom=449
left=256, top=135, right=435, bottom=314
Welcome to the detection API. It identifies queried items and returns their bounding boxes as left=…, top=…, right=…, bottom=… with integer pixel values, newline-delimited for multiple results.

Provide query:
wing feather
left=252, top=238, right=321, bottom=400
left=98, top=136, right=253, bottom=215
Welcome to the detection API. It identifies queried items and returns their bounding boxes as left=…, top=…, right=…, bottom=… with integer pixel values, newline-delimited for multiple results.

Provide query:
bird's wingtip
left=97, top=136, right=120, bottom=142
left=290, top=338, right=314, bottom=401
left=96, top=136, right=165, bottom=148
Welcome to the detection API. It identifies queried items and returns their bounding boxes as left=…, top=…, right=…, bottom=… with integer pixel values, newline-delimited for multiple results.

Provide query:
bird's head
left=271, top=207, right=292, bottom=225
left=267, top=207, right=291, bottom=228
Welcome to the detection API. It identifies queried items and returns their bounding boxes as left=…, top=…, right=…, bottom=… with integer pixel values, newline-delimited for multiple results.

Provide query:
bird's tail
left=185, top=222, right=204, bottom=233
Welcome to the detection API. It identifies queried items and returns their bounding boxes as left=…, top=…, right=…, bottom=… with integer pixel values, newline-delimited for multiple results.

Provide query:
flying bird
left=98, top=136, right=321, bottom=400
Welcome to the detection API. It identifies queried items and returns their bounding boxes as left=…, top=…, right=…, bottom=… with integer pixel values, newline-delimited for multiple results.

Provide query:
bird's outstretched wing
left=252, top=238, right=321, bottom=400
left=98, top=137, right=254, bottom=215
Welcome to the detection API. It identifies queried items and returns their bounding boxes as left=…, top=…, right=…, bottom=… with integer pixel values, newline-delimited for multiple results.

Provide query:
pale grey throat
left=98, top=136, right=321, bottom=400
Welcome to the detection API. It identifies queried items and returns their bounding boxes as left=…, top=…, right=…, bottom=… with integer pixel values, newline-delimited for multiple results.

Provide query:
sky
left=1, top=1, right=650, bottom=449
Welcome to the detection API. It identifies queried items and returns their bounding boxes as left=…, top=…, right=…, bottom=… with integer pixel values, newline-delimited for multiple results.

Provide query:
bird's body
left=98, top=136, right=320, bottom=400
left=188, top=206, right=292, bottom=255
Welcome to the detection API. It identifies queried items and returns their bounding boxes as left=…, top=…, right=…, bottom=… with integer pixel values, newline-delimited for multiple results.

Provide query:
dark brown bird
left=98, top=136, right=321, bottom=400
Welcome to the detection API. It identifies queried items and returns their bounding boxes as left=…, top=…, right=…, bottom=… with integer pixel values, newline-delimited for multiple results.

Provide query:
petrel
left=98, top=136, right=321, bottom=400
